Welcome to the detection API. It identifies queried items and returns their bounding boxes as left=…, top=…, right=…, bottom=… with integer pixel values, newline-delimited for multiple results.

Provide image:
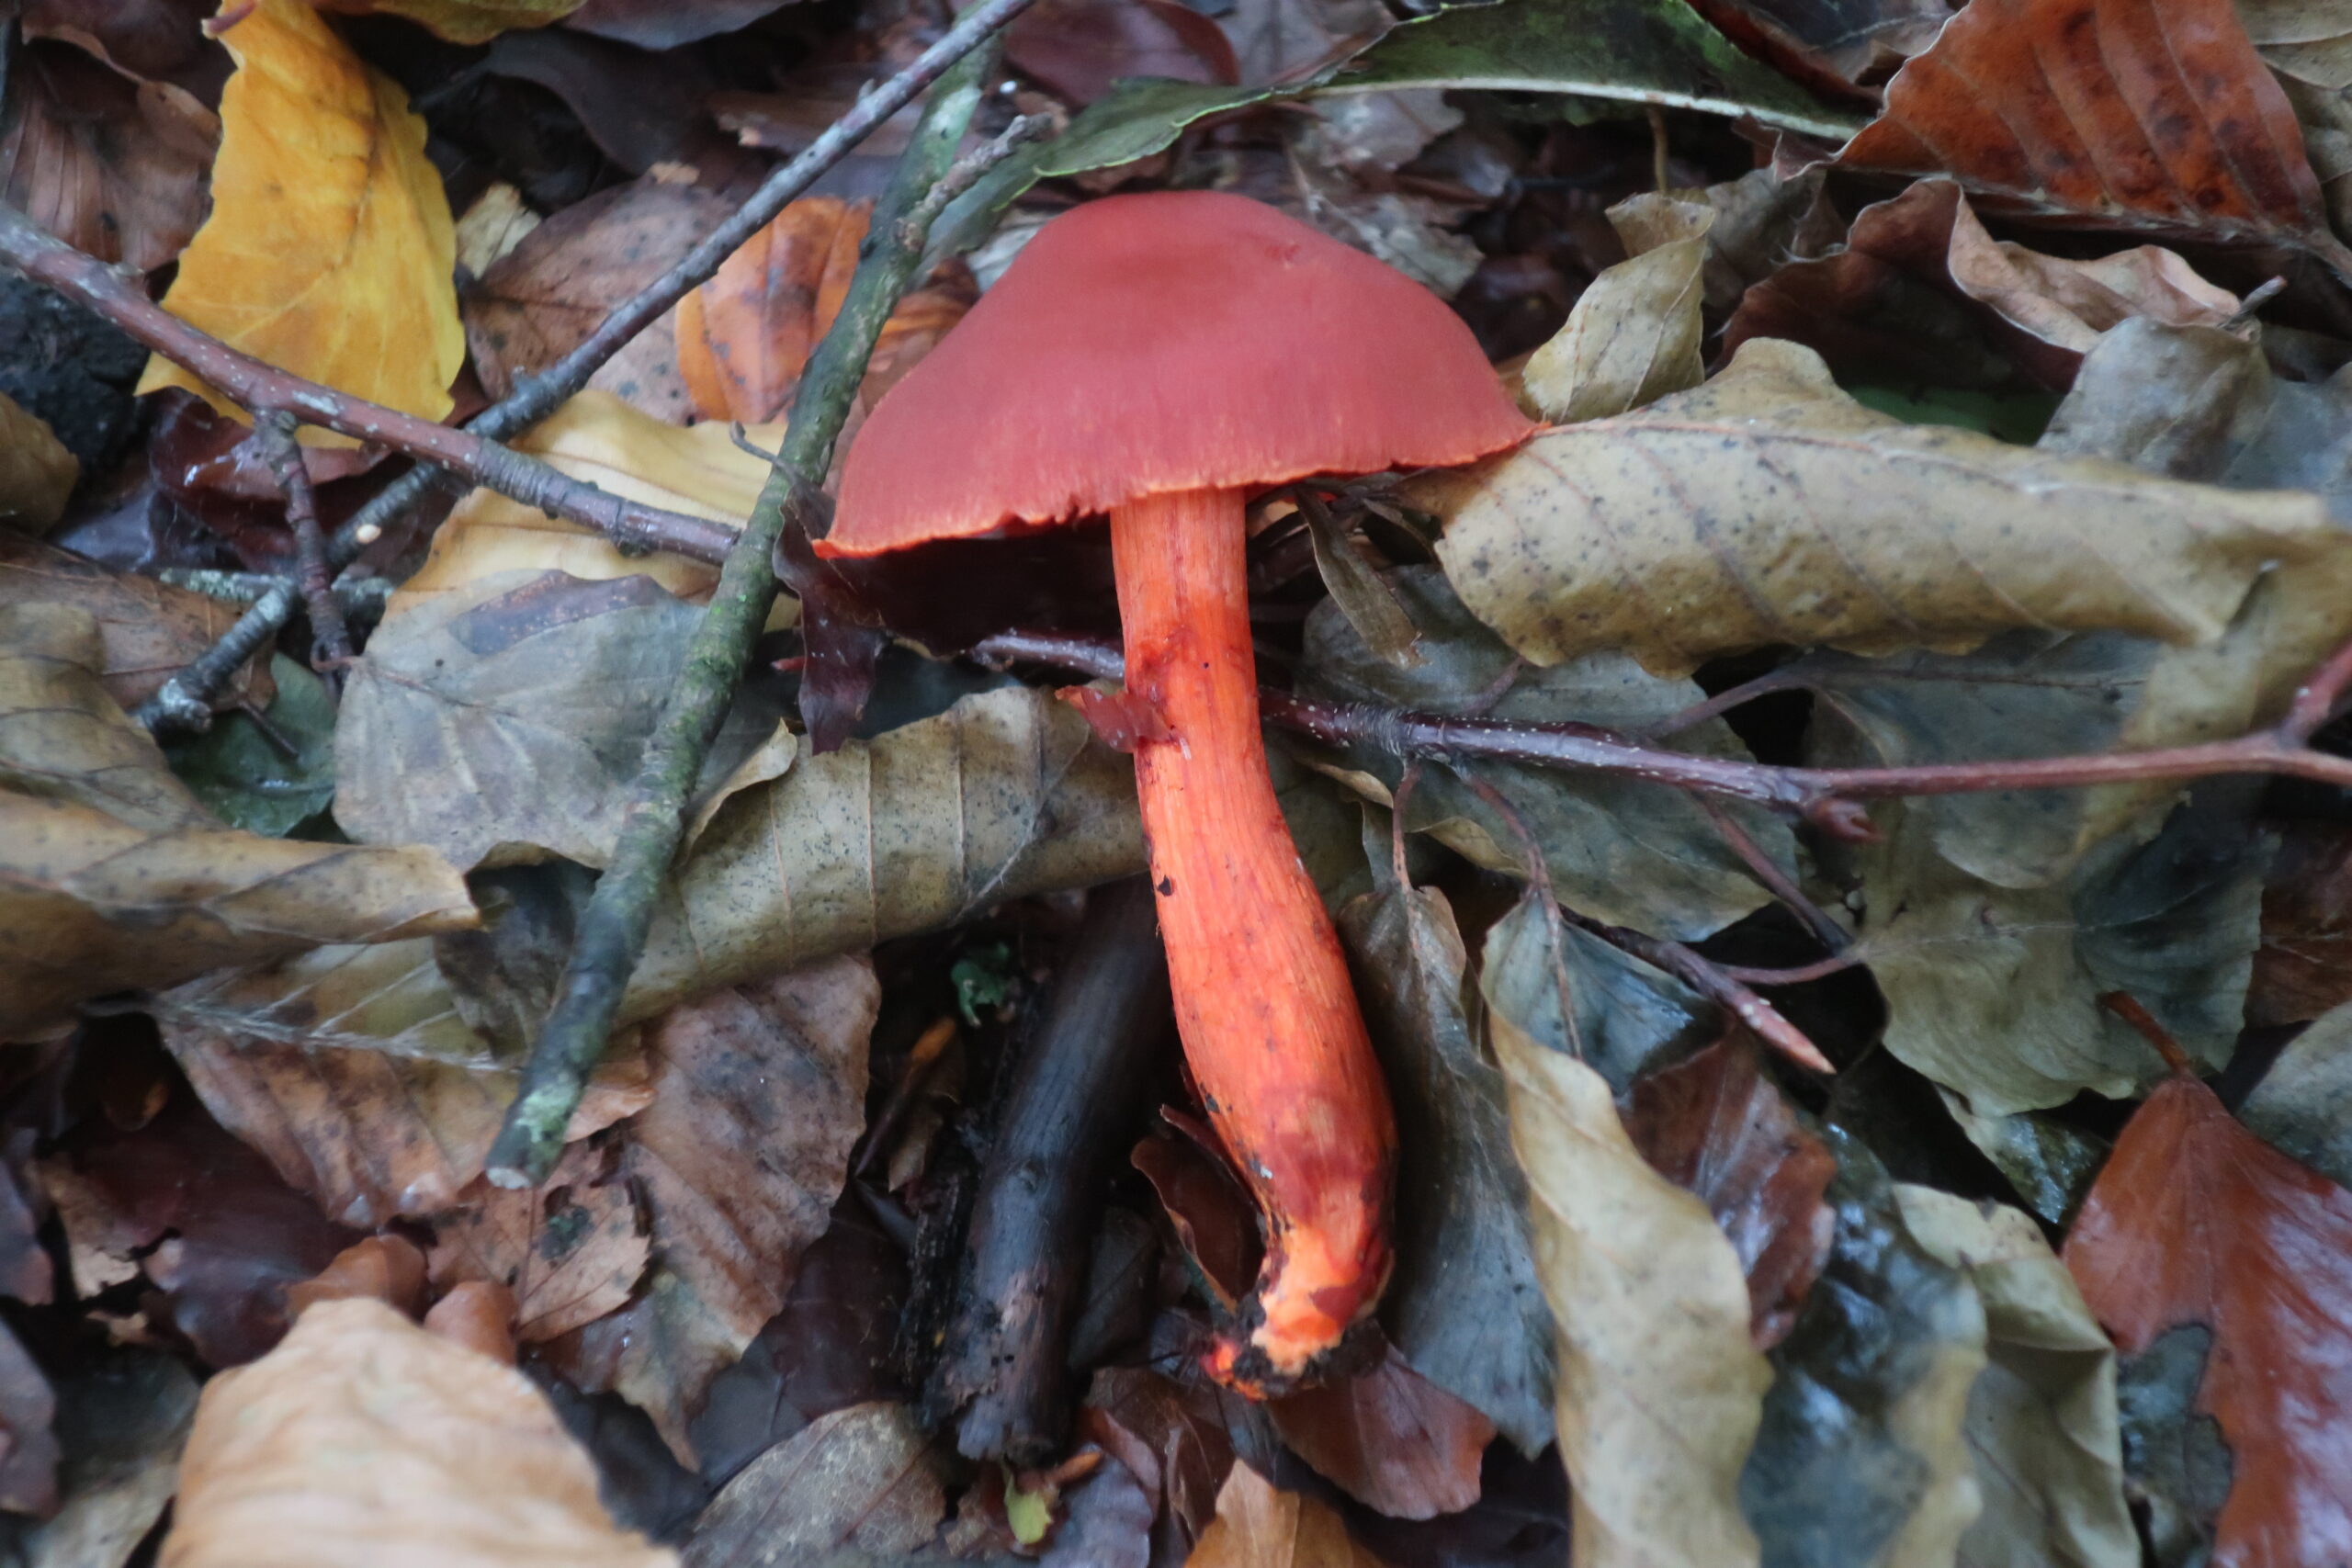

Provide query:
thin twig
left=897, top=114, right=1050, bottom=245
left=482, top=46, right=1002, bottom=1190
left=1694, top=793, right=1850, bottom=953
left=158, top=569, right=395, bottom=620
left=968, top=628, right=2352, bottom=833
left=254, top=412, right=350, bottom=669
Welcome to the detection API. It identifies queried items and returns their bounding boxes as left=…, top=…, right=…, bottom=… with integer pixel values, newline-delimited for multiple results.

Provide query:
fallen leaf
left=1682, top=0, right=1944, bottom=92
left=0, top=1319, right=58, bottom=1515
left=0, top=391, right=77, bottom=529
left=395, top=391, right=784, bottom=613
left=427, top=1141, right=650, bottom=1343
left=1337, top=863, right=1554, bottom=1455
left=562, top=0, right=794, bottom=46
left=1838, top=0, right=2352, bottom=274
left=315, top=0, right=585, bottom=45
left=542, top=960, right=875, bottom=1461
left=22, top=0, right=224, bottom=91
left=465, top=175, right=729, bottom=424
left=162, top=655, right=334, bottom=837
left=1041, top=1453, right=1157, bottom=1568
left=676, top=197, right=974, bottom=424
left=287, top=1233, right=430, bottom=1320
left=683, top=1403, right=946, bottom=1566
left=1184, top=1463, right=1391, bottom=1568
left=1083, top=1365, right=1279, bottom=1559
left=339, top=570, right=790, bottom=871
left=2242, top=996, right=2352, bottom=1186
left=1302, top=567, right=1792, bottom=940
left=1737, top=1127, right=1988, bottom=1568
left=0, top=602, right=474, bottom=1039
left=2113, top=1323, right=2233, bottom=1564
left=39, top=1094, right=359, bottom=1365
left=1008, top=0, right=1240, bottom=104
left=0, top=532, right=271, bottom=714
left=1268, top=1337, right=1494, bottom=1519
left=1482, top=888, right=1771, bottom=1568
left=0, top=1134, right=50, bottom=1305
left=1622, top=1031, right=1836, bottom=1349
left=138, top=0, right=462, bottom=445
left=1897, top=1188, right=2138, bottom=1568
left=2064, top=1069, right=2352, bottom=1568
left=158, top=1296, right=675, bottom=1568
left=0, top=1348, right=198, bottom=1568
left=1521, top=194, right=1712, bottom=422
left=0, top=39, right=218, bottom=272
left=1725, top=179, right=2243, bottom=391
left=1476, top=879, right=1712, bottom=1093
left=1424, top=337, right=2344, bottom=678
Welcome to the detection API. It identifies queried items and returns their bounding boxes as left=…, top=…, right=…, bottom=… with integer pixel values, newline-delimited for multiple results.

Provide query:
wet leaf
left=0, top=1348, right=198, bottom=1568
left=315, top=0, right=585, bottom=45
left=1339, top=864, right=1554, bottom=1455
left=1725, top=179, right=2243, bottom=392
left=465, top=175, right=729, bottom=424
left=0, top=391, right=77, bottom=529
left=1521, top=194, right=1712, bottom=423
left=338, top=570, right=789, bottom=871
left=1185, top=1463, right=1391, bottom=1568
left=1006, top=0, right=1240, bottom=105
left=0, top=532, right=272, bottom=714
left=2243, top=996, right=2352, bottom=1186
left=0, top=39, right=218, bottom=273
left=1482, top=888, right=1771, bottom=1568
left=1268, top=1337, right=1493, bottom=1520
left=1896, top=1188, right=2137, bottom=1568
left=1424, top=337, right=2346, bottom=678
left=138, top=0, right=462, bottom=445
left=544, top=960, right=875, bottom=1462
left=1738, top=1127, right=1987, bottom=1568
left=683, top=1403, right=946, bottom=1567
left=0, top=602, right=474, bottom=1039
left=1839, top=0, right=2352, bottom=274
left=2064, top=1070, right=2352, bottom=1568
left=158, top=1296, right=675, bottom=1568
left=395, top=391, right=785, bottom=614
left=1682, top=0, right=1944, bottom=93
left=2249, top=821, right=2352, bottom=1025
left=164, top=655, right=334, bottom=837
left=1082, top=1365, right=1278, bottom=1560
left=1302, top=567, right=1792, bottom=940
left=1476, top=881, right=1712, bottom=1094
left=1622, top=1032, right=1837, bottom=1349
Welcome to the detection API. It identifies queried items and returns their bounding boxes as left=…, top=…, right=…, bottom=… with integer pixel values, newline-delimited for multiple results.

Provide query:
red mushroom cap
left=819, top=190, right=1533, bottom=558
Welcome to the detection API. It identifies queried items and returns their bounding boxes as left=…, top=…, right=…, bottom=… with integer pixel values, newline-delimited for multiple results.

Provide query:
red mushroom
left=820, top=191, right=1533, bottom=1390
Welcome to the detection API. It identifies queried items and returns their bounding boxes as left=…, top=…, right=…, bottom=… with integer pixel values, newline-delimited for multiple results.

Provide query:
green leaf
left=164, top=655, right=336, bottom=838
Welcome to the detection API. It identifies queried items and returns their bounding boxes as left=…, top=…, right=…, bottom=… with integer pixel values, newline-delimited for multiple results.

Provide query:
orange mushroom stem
left=817, top=190, right=1533, bottom=1392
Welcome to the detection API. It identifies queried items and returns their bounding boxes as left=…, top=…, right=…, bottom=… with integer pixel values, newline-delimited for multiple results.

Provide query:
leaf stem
left=482, top=45, right=1001, bottom=1190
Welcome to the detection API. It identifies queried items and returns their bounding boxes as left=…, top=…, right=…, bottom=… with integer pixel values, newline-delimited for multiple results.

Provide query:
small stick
left=2098, top=991, right=2199, bottom=1077
left=482, top=46, right=1003, bottom=1190
left=158, top=569, right=394, bottom=620
left=932, top=877, right=1174, bottom=1463
left=254, top=412, right=350, bottom=669
left=897, top=114, right=1051, bottom=245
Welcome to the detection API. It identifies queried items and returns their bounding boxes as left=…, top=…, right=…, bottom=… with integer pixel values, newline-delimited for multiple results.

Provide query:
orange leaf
left=136, top=0, right=462, bottom=446
left=1838, top=0, right=2352, bottom=274
left=676, top=197, right=974, bottom=424
left=1184, top=1464, right=1391, bottom=1568
left=2063, top=1073, right=2352, bottom=1568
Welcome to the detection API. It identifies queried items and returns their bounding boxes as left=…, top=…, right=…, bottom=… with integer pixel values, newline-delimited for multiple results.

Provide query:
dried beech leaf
left=137, top=0, right=462, bottom=445
left=1897, top=1188, right=2137, bottom=1568
left=1521, top=194, right=1712, bottom=423
left=2251, top=821, right=2352, bottom=1026
left=1482, top=892, right=1770, bottom=1568
left=0, top=603, right=475, bottom=1039
left=313, top=0, right=585, bottom=44
left=0, top=391, right=76, bottom=530
left=1267, top=1337, right=1493, bottom=1520
left=0, top=532, right=271, bottom=713
left=427, top=1142, right=650, bottom=1343
left=1838, top=0, right=2352, bottom=274
left=1622, top=1032, right=1836, bottom=1349
left=0, top=39, right=218, bottom=272
left=2242, top=997, right=2352, bottom=1186
left=340, top=570, right=790, bottom=871
left=395, top=391, right=786, bottom=615
left=1183, top=1463, right=1391, bottom=1568
left=684, top=1403, right=946, bottom=1566
left=2064, top=1072, right=2352, bottom=1567
left=157, top=1297, right=675, bottom=1568
left=1425, top=337, right=2344, bottom=677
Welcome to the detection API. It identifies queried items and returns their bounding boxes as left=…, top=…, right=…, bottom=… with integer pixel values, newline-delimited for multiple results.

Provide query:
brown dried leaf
left=683, top=1403, right=947, bottom=1566
left=2064, top=1071, right=2352, bottom=1568
left=1622, top=1031, right=1836, bottom=1349
left=1268, top=1337, right=1492, bottom=1520
left=1183, top=1464, right=1391, bottom=1568
left=0, top=39, right=217, bottom=273
left=157, top=1296, right=675, bottom=1568
left=1082, top=1366, right=1272, bottom=1558
left=1838, top=0, right=2352, bottom=273
left=466, top=176, right=729, bottom=424
left=1426, top=337, right=2344, bottom=676
left=0, top=602, right=474, bottom=1039
left=0, top=391, right=77, bottom=530
left=138, top=0, right=462, bottom=445
left=0, top=533, right=269, bottom=713
left=1521, top=194, right=1712, bottom=423
left=1007, top=0, right=1240, bottom=104
left=428, top=1142, right=649, bottom=1343
left=2251, top=819, right=2352, bottom=1026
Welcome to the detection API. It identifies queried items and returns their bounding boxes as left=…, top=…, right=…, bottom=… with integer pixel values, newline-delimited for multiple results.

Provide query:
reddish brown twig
left=254, top=412, right=349, bottom=671
left=2098, top=991, right=2199, bottom=1077
left=968, top=629, right=2352, bottom=835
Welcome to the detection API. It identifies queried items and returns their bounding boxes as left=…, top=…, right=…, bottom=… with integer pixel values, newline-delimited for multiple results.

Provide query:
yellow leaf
left=391, top=390, right=792, bottom=615
left=312, top=0, right=584, bottom=44
left=137, top=0, right=462, bottom=447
